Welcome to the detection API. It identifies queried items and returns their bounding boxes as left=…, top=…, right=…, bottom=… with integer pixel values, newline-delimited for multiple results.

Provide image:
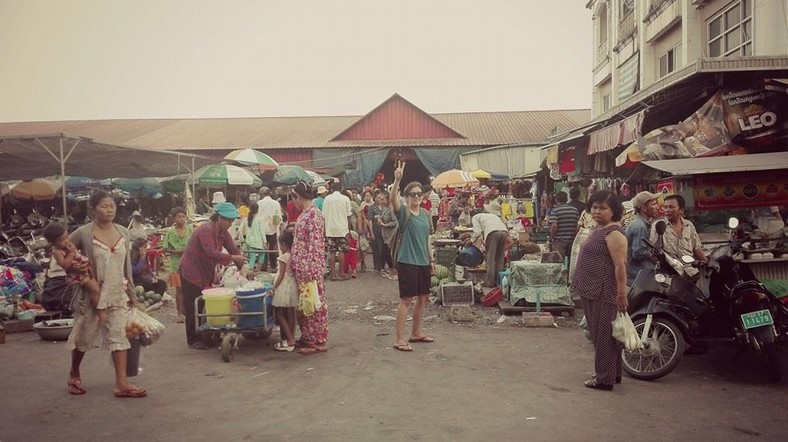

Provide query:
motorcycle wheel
left=761, top=342, right=782, bottom=382
left=621, top=317, right=685, bottom=381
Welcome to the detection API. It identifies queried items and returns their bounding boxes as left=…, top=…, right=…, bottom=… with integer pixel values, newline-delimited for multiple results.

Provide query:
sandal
left=114, top=385, right=147, bottom=398
left=274, top=340, right=295, bottom=352
left=393, top=344, right=413, bottom=352
left=408, top=336, right=434, bottom=343
left=297, top=346, right=327, bottom=355
left=584, top=378, right=613, bottom=391
left=175, top=315, right=185, bottom=324
left=67, top=378, right=86, bottom=395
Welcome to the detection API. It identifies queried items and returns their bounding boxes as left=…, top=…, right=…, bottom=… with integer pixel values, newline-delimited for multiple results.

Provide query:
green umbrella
left=262, top=164, right=314, bottom=185
left=188, top=164, right=262, bottom=187
left=223, top=148, right=279, bottom=170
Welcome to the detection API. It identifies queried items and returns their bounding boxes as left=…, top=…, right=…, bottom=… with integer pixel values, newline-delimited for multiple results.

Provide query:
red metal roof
left=333, top=94, right=464, bottom=141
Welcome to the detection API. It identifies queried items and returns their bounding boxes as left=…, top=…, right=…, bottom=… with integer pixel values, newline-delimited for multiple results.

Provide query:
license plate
left=740, top=309, right=774, bottom=330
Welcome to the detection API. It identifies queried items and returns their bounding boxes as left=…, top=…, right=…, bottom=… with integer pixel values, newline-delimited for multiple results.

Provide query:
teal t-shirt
left=395, top=206, right=430, bottom=266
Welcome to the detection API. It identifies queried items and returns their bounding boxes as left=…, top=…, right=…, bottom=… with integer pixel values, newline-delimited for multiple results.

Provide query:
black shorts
left=396, top=263, right=431, bottom=298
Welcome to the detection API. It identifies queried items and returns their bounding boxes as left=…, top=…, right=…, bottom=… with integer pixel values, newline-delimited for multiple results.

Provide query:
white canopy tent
left=0, top=133, right=214, bottom=222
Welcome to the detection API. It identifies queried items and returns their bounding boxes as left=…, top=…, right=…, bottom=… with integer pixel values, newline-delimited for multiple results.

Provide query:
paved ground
left=3, top=262, right=788, bottom=441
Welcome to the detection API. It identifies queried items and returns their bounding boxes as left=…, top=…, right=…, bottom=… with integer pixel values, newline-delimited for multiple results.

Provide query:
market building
left=0, top=94, right=590, bottom=188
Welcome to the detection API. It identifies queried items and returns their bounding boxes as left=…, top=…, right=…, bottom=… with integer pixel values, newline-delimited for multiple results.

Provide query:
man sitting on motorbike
left=649, top=195, right=707, bottom=279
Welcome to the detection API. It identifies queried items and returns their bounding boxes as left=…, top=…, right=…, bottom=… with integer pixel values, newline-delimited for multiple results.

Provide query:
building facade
left=589, top=0, right=788, bottom=116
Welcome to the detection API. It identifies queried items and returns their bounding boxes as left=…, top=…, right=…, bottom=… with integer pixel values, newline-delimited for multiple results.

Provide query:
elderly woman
left=178, top=202, right=247, bottom=350
left=290, top=182, right=328, bottom=355
left=571, top=190, right=628, bottom=391
left=66, top=190, right=146, bottom=398
left=390, top=161, right=435, bottom=352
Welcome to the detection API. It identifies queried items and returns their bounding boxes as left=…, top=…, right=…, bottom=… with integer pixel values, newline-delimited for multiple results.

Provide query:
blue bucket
left=235, top=285, right=272, bottom=328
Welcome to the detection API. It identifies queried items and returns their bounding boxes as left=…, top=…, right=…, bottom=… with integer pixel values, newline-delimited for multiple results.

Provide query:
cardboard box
left=518, top=231, right=530, bottom=243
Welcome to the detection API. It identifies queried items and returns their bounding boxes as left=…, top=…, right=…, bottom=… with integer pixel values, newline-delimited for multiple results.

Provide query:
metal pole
left=60, top=138, right=68, bottom=220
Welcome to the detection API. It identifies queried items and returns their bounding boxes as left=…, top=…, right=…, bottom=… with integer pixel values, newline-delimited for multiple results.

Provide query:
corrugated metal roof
left=0, top=106, right=591, bottom=151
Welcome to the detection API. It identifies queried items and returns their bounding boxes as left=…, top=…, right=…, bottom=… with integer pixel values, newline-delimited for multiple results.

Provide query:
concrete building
left=589, top=0, right=788, bottom=116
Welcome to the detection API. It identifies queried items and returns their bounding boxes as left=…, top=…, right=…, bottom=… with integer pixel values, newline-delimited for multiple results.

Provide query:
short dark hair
left=279, top=230, right=294, bottom=249
left=587, top=190, right=624, bottom=221
left=292, top=181, right=314, bottom=199
left=664, top=194, right=686, bottom=210
left=556, top=192, right=568, bottom=203
left=170, top=206, right=186, bottom=217
left=89, top=190, right=113, bottom=209
left=569, top=187, right=580, bottom=199
left=43, top=222, right=66, bottom=244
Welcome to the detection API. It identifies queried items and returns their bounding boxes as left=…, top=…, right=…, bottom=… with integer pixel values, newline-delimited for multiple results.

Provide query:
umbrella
left=262, top=164, right=314, bottom=185
left=470, top=169, right=492, bottom=180
left=431, top=170, right=480, bottom=189
left=223, top=148, right=279, bottom=170
left=112, top=177, right=163, bottom=199
left=63, top=176, right=100, bottom=190
left=615, top=142, right=643, bottom=168
left=305, top=170, right=326, bottom=186
left=188, top=164, right=262, bottom=187
left=9, top=179, right=62, bottom=200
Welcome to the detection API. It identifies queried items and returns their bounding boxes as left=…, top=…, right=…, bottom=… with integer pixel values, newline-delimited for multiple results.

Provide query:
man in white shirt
left=256, top=187, right=283, bottom=272
left=323, top=186, right=353, bottom=280
left=427, top=186, right=440, bottom=228
left=469, top=201, right=509, bottom=288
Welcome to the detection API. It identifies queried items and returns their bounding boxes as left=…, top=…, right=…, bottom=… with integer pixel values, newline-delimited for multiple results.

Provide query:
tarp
left=0, top=133, right=212, bottom=218
left=313, top=148, right=390, bottom=188
left=413, top=147, right=461, bottom=177
left=0, top=134, right=212, bottom=180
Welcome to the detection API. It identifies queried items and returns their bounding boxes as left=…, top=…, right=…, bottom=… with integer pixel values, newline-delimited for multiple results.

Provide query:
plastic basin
left=235, top=285, right=271, bottom=328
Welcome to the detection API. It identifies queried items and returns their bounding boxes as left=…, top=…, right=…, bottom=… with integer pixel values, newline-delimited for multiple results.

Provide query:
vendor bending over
left=468, top=201, right=509, bottom=288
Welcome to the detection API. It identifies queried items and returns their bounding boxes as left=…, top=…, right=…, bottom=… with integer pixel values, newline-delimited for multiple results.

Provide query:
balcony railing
left=644, top=0, right=677, bottom=25
left=596, top=39, right=609, bottom=63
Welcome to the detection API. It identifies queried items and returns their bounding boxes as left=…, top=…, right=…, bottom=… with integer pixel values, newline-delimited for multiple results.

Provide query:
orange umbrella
left=10, top=179, right=61, bottom=200
left=431, top=170, right=480, bottom=189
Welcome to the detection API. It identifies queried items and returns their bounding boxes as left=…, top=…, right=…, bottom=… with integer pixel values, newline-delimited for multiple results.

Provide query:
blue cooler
left=235, top=284, right=272, bottom=328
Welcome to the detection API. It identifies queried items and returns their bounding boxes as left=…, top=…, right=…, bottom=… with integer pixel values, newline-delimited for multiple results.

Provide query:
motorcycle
left=621, top=218, right=787, bottom=382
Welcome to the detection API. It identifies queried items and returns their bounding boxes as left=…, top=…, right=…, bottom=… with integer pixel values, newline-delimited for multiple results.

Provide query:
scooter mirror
left=728, top=217, right=739, bottom=229
left=681, top=255, right=694, bottom=264
left=655, top=220, right=667, bottom=236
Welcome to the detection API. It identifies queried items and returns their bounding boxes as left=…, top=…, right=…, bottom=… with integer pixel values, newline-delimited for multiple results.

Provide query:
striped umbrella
left=223, top=148, right=279, bottom=170
left=188, top=164, right=262, bottom=187
left=431, top=169, right=480, bottom=189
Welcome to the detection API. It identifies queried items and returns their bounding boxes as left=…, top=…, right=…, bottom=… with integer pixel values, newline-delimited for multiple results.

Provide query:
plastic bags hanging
left=612, top=312, right=642, bottom=351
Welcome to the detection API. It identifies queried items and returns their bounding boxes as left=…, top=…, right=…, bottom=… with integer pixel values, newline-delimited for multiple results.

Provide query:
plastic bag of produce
left=612, top=312, right=642, bottom=351
left=125, top=307, right=166, bottom=347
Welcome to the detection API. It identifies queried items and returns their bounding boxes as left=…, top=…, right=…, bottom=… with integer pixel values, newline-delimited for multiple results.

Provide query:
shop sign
left=694, top=173, right=788, bottom=209
left=656, top=178, right=675, bottom=215
left=721, top=87, right=788, bottom=145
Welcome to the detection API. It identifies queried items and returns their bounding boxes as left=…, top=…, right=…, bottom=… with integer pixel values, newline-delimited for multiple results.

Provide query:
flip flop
left=114, top=385, right=147, bottom=398
left=393, top=344, right=413, bottom=352
left=408, top=336, right=434, bottom=343
left=297, top=346, right=327, bottom=355
left=67, top=378, right=86, bottom=395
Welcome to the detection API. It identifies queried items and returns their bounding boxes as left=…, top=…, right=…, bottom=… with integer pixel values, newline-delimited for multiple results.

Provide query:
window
left=620, top=0, right=634, bottom=20
left=602, top=94, right=612, bottom=112
left=659, top=43, right=681, bottom=77
left=708, top=0, right=752, bottom=57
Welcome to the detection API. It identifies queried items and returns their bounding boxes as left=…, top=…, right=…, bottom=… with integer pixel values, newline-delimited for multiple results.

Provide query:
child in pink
left=343, top=230, right=359, bottom=278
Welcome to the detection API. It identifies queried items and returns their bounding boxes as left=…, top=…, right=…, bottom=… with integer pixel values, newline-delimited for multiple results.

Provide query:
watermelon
left=439, top=277, right=451, bottom=286
left=434, top=264, right=450, bottom=279
left=430, top=276, right=440, bottom=288
left=135, top=286, right=145, bottom=296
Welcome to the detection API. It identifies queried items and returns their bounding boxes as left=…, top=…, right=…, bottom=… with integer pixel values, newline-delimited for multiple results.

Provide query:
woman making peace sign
left=389, top=161, right=435, bottom=352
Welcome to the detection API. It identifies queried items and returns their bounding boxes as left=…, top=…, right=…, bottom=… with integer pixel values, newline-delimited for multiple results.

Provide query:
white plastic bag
left=612, top=312, right=642, bottom=351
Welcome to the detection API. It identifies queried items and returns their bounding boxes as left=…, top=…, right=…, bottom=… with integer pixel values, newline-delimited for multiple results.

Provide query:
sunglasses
left=407, top=191, right=423, bottom=198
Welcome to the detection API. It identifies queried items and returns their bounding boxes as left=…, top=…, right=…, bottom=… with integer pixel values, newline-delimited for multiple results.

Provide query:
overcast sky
left=0, top=0, right=592, bottom=122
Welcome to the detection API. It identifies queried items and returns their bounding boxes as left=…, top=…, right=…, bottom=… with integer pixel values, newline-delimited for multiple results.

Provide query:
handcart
left=195, top=286, right=275, bottom=362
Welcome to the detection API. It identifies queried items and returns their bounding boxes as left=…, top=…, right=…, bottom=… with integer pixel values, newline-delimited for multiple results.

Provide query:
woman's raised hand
left=393, top=160, right=405, bottom=182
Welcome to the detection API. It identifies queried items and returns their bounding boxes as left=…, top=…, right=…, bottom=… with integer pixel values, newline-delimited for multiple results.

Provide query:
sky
left=0, top=0, right=592, bottom=122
